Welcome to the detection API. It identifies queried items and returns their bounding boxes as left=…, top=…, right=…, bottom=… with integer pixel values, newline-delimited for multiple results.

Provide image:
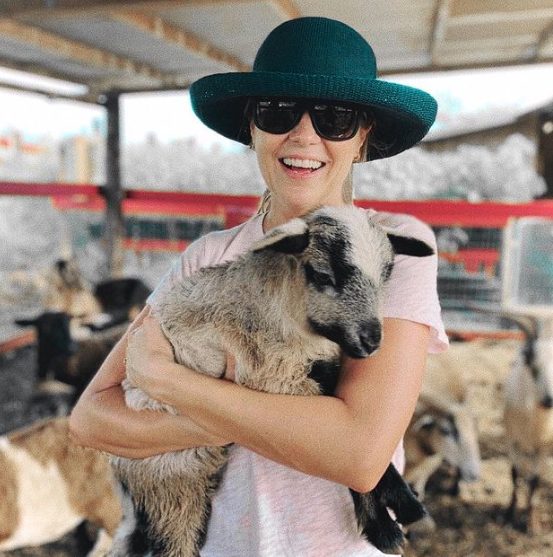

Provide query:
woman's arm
left=68, top=306, right=230, bottom=458
left=127, top=314, right=430, bottom=492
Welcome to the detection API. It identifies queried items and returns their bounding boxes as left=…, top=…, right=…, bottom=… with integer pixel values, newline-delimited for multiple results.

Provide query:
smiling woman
left=70, top=16, right=448, bottom=557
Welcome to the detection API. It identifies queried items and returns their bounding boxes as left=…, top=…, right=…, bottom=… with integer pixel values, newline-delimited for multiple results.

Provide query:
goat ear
left=252, top=218, right=310, bottom=255
left=387, top=234, right=434, bottom=257
left=14, top=317, right=37, bottom=327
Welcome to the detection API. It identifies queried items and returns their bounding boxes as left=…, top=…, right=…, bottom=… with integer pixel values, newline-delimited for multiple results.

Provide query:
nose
left=288, top=111, right=319, bottom=144
left=540, top=394, right=553, bottom=409
left=359, top=320, right=382, bottom=354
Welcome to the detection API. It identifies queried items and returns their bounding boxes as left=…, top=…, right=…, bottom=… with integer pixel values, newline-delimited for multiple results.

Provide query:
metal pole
left=102, top=90, right=124, bottom=278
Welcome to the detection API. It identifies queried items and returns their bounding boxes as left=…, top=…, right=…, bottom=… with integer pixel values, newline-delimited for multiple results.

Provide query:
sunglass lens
left=255, top=99, right=301, bottom=134
left=312, top=103, right=358, bottom=140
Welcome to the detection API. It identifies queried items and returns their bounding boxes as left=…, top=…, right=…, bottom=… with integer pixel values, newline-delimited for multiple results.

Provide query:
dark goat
left=93, top=278, right=151, bottom=326
left=15, top=312, right=126, bottom=401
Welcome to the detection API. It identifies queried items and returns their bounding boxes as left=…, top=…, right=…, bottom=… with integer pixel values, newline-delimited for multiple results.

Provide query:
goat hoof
left=393, top=499, right=428, bottom=526
left=363, top=522, right=405, bottom=555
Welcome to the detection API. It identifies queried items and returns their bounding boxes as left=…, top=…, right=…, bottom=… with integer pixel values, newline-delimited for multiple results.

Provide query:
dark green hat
left=190, top=17, right=437, bottom=160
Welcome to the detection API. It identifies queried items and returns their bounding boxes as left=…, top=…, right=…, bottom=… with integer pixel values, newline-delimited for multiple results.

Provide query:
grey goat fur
left=109, top=205, right=434, bottom=556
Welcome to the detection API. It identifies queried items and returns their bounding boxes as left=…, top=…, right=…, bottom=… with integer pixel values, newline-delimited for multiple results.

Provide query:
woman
left=70, top=16, right=448, bottom=556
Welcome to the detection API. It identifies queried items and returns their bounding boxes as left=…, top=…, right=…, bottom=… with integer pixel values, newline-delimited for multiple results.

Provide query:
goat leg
left=505, top=465, right=520, bottom=528
left=527, top=474, right=541, bottom=535
left=349, top=490, right=405, bottom=555
left=373, top=463, right=428, bottom=526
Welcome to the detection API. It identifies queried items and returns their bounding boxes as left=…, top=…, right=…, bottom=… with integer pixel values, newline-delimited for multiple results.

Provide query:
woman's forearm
left=145, top=318, right=430, bottom=492
left=69, top=310, right=229, bottom=458
left=69, top=382, right=228, bottom=458
left=155, top=368, right=372, bottom=489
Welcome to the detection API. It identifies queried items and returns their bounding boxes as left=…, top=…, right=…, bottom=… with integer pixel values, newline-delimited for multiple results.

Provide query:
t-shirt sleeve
left=380, top=213, right=449, bottom=354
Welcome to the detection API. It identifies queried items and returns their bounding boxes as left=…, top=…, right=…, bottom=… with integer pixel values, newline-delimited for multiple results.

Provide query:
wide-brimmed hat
left=190, top=17, right=437, bottom=160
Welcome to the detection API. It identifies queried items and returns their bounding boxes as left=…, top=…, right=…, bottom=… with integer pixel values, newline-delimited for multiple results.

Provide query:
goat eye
left=304, top=263, right=336, bottom=290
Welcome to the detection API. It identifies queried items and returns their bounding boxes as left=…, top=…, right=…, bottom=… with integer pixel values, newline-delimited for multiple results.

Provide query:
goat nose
left=540, top=394, right=553, bottom=409
left=359, top=320, right=382, bottom=353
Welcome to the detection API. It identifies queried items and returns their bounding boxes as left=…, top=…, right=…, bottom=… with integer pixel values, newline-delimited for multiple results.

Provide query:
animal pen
left=3, top=181, right=553, bottom=352
left=2, top=184, right=553, bottom=557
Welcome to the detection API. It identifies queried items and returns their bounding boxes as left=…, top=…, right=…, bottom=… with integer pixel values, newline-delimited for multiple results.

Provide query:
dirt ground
left=1, top=339, right=552, bottom=557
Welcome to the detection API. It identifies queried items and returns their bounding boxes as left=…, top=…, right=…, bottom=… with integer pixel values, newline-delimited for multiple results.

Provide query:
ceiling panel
left=0, top=0, right=549, bottom=102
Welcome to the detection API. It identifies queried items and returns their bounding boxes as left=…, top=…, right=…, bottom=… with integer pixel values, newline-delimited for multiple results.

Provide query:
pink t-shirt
left=148, top=210, right=448, bottom=557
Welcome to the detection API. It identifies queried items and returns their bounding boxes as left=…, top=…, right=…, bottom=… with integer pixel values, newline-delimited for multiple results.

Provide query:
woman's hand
left=126, top=311, right=175, bottom=396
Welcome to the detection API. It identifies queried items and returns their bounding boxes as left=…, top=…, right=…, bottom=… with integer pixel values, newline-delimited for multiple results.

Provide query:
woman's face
left=251, top=108, right=368, bottom=225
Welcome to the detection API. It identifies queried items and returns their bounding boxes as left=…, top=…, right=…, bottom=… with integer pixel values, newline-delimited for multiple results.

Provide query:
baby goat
left=111, top=206, right=434, bottom=556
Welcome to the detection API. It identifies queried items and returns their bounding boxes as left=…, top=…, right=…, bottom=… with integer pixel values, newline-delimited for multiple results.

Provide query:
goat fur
left=110, top=206, right=434, bottom=556
left=503, top=315, right=553, bottom=533
left=0, top=417, right=121, bottom=555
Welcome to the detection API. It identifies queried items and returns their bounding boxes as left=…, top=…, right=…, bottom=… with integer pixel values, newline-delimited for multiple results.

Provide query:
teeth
left=282, top=158, right=323, bottom=170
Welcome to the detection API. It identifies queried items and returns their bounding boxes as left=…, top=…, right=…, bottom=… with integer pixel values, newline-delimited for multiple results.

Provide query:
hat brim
left=190, top=72, right=437, bottom=160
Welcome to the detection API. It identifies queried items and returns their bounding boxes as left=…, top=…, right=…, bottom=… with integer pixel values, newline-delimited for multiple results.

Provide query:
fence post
left=102, top=90, right=124, bottom=278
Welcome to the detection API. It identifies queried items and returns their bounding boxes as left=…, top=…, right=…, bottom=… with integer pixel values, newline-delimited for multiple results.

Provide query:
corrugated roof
left=0, top=0, right=552, bottom=102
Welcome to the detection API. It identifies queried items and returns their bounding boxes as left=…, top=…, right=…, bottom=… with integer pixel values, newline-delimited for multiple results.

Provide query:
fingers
left=224, top=353, right=237, bottom=381
left=128, top=305, right=152, bottom=334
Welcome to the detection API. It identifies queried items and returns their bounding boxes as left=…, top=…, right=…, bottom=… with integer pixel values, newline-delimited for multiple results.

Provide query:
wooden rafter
left=430, top=0, right=451, bottom=64
left=0, top=0, right=257, bottom=18
left=533, top=20, right=553, bottom=60
left=271, top=0, right=301, bottom=20
left=0, top=18, right=164, bottom=82
left=0, top=55, right=90, bottom=90
left=111, top=11, right=250, bottom=72
left=449, top=8, right=553, bottom=27
left=378, top=55, right=553, bottom=76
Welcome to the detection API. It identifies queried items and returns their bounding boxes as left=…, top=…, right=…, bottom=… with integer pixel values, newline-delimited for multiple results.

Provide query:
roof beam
left=271, top=0, right=301, bottom=20
left=0, top=0, right=258, bottom=18
left=111, top=11, right=250, bottom=72
left=532, top=20, right=553, bottom=60
left=0, top=79, right=85, bottom=101
left=430, top=0, right=451, bottom=64
left=0, top=56, right=90, bottom=89
left=0, top=18, right=164, bottom=83
left=379, top=56, right=553, bottom=76
left=449, top=8, right=553, bottom=26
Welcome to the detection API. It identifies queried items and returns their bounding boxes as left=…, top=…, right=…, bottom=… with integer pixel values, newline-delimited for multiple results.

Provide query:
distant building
left=0, top=130, right=47, bottom=160
left=58, top=127, right=105, bottom=184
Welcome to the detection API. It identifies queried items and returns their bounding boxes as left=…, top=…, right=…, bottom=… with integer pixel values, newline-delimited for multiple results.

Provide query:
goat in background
left=503, top=314, right=553, bottom=533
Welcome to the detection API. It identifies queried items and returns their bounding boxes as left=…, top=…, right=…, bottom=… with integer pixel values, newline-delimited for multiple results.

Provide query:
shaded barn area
left=1, top=338, right=553, bottom=556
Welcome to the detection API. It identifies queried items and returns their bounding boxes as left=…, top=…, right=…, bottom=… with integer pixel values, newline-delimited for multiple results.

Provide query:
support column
left=537, top=103, right=553, bottom=198
left=102, top=90, right=124, bottom=278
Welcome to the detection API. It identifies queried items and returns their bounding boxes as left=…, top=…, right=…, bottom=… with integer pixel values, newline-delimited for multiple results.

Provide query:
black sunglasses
left=252, top=98, right=362, bottom=141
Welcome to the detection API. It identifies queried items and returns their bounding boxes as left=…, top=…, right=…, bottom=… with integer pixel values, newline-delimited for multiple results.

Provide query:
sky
left=0, top=63, right=552, bottom=149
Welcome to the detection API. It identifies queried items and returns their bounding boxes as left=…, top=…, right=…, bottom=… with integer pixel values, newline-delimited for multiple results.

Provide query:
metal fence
left=3, top=184, right=553, bottom=344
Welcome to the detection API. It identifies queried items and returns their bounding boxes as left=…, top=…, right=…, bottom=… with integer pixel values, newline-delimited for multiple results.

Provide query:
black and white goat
left=110, top=206, right=434, bottom=556
left=503, top=314, right=553, bottom=533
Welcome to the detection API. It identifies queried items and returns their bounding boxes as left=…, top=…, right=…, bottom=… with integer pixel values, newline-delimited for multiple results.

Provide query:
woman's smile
left=279, top=156, right=326, bottom=176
